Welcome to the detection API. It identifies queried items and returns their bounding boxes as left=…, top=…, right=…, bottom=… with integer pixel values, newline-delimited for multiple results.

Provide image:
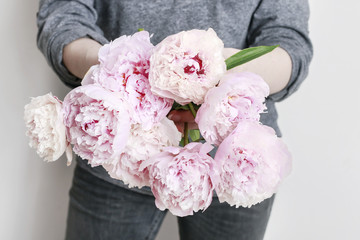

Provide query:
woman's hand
left=168, top=110, right=198, bottom=133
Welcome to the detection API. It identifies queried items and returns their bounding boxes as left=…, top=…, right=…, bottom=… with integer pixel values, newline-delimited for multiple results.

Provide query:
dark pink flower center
left=136, top=90, right=146, bottom=101
left=184, top=54, right=205, bottom=75
left=236, top=149, right=255, bottom=168
left=84, top=120, right=99, bottom=131
left=237, top=158, right=254, bottom=168
left=122, top=73, right=130, bottom=86
left=133, top=60, right=149, bottom=78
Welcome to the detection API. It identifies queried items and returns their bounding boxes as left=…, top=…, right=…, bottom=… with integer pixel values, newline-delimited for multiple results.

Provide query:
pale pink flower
left=213, top=121, right=292, bottom=208
left=196, top=72, right=269, bottom=146
left=148, top=28, right=226, bottom=105
left=82, top=31, right=173, bottom=130
left=24, top=93, right=72, bottom=164
left=63, top=85, right=130, bottom=167
left=103, top=118, right=182, bottom=188
left=140, top=142, right=215, bottom=217
left=83, top=31, right=153, bottom=90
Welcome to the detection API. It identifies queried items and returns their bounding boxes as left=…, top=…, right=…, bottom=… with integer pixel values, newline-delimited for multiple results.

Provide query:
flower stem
left=194, top=137, right=205, bottom=142
left=188, top=102, right=197, bottom=118
left=184, top=122, right=189, bottom=146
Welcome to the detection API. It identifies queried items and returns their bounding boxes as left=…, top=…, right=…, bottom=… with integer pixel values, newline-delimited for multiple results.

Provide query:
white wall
left=0, top=0, right=74, bottom=239
left=1, top=0, right=359, bottom=239
left=264, top=1, right=360, bottom=239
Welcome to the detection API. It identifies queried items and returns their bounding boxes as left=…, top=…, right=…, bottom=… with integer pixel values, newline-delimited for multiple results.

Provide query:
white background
left=1, top=0, right=359, bottom=239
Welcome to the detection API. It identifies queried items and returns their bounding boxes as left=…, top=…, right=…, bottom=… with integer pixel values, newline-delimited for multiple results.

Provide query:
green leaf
left=172, top=102, right=190, bottom=111
left=225, top=45, right=279, bottom=70
left=172, top=101, right=202, bottom=112
left=189, top=129, right=200, bottom=142
left=176, top=105, right=190, bottom=111
left=138, top=28, right=144, bottom=32
left=179, top=138, right=185, bottom=147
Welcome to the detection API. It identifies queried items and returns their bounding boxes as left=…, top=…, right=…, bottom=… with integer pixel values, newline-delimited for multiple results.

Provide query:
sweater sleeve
left=36, top=0, right=109, bottom=88
left=247, top=0, right=313, bottom=102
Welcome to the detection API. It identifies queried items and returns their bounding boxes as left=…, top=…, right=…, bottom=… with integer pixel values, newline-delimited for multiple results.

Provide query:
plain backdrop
left=1, top=0, right=359, bottom=239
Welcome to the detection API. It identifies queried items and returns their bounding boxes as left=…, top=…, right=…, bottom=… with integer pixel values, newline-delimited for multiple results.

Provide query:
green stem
left=184, top=122, right=189, bottom=146
left=194, top=137, right=205, bottom=142
left=188, top=102, right=197, bottom=118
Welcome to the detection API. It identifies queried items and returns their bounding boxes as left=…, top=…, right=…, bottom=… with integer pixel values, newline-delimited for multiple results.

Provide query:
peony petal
left=87, top=31, right=173, bottom=129
left=213, top=120, right=292, bottom=208
left=24, top=93, right=68, bottom=163
left=146, top=142, right=214, bottom=217
left=63, top=85, right=131, bottom=167
left=148, top=28, right=226, bottom=105
left=105, top=118, right=181, bottom=188
left=81, top=65, right=98, bottom=85
left=196, top=72, right=269, bottom=146
left=66, top=143, right=73, bottom=166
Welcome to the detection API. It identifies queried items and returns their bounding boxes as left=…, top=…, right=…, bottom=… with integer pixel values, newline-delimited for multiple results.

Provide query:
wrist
left=63, top=38, right=102, bottom=79
left=85, top=44, right=101, bottom=68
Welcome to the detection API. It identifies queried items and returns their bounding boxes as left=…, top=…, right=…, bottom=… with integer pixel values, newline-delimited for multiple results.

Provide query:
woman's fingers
left=168, top=110, right=196, bottom=122
left=174, top=122, right=198, bottom=133
left=168, top=110, right=198, bottom=134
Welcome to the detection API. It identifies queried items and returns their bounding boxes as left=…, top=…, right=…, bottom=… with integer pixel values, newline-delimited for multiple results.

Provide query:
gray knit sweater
left=37, top=0, right=313, bottom=195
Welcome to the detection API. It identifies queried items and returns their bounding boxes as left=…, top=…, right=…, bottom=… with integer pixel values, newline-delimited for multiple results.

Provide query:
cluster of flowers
left=24, top=29, right=291, bottom=217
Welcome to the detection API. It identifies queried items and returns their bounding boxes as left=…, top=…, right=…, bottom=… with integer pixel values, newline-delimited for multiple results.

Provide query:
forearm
left=223, top=47, right=292, bottom=95
left=63, top=42, right=292, bottom=92
left=63, top=38, right=102, bottom=79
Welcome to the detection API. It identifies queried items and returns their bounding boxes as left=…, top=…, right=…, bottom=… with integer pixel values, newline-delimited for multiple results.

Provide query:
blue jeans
left=65, top=165, right=275, bottom=240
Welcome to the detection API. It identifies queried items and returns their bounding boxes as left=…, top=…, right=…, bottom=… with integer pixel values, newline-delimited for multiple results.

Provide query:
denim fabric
left=177, top=196, right=274, bottom=240
left=65, top=165, right=275, bottom=240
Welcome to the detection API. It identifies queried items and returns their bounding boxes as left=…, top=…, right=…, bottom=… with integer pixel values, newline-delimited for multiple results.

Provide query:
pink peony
left=148, top=28, right=226, bottom=105
left=82, top=31, right=153, bottom=90
left=213, top=121, right=292, bottom=208
left=195, top=72, right=269, bottom=146
left=82, top=31, right=173, bottom=130
left=140, top=142, right=215, bottom=217
left=103, top=118, right=182, bottom=188
left=24, top=93, right=72, bottom=164
left=63, top=85, right=131, bottom=167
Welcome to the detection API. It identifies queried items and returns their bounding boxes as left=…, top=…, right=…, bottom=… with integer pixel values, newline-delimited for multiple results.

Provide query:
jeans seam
left=145, top=211, right=165, bottom=240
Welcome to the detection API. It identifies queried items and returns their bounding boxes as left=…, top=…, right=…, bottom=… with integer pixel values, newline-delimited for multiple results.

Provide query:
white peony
left=103, top=117, right=182, bottom=188
left=24, top=93, right=72, bottom=164
left=148, top=28, right=226, bottom=105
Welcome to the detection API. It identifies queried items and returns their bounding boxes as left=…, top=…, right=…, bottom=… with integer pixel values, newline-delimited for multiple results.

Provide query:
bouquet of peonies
left=24, top=29, right=291, bottom=217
